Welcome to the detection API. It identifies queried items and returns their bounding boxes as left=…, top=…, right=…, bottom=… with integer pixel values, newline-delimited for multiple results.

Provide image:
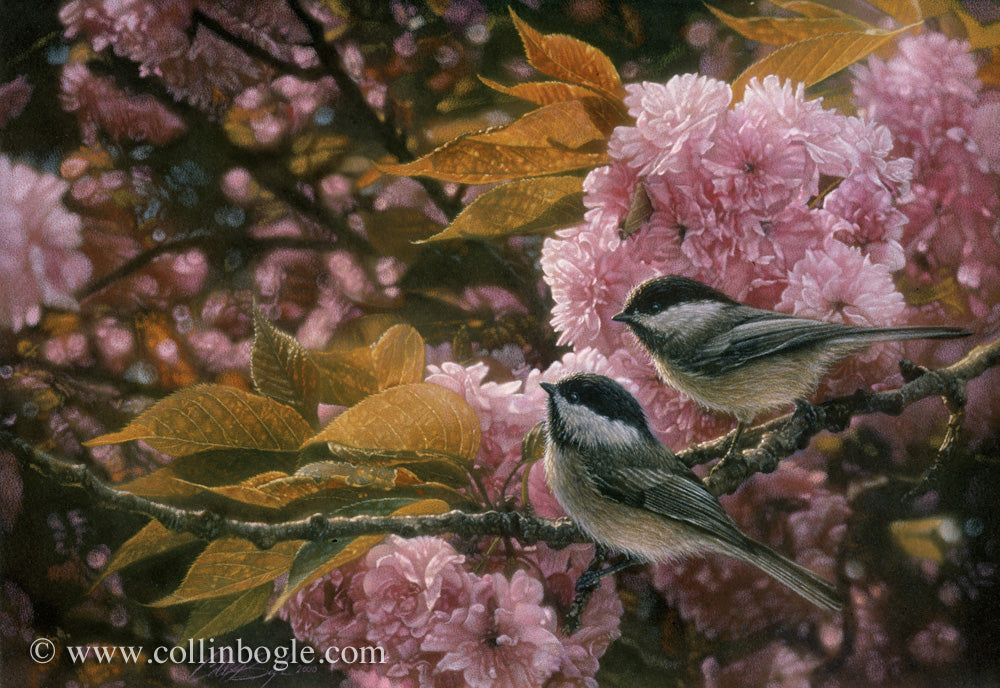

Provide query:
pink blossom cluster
left=0, top=76, right=33, bottom=129
left=853, top=33, right=1000, bottom=437
left=0, top=155, right=92, bottom=332
left=541, top=72, right=923, bottom=445
left=280, top=535, right=621, bottom=687
left=60, top=62, right=187, bottom=145
left=59, top=0, right=318, bottom=113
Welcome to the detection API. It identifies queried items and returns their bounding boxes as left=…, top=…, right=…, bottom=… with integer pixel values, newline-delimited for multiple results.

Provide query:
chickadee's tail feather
left=836, top=325, right=971, bottom=345
left=734, top=539, right=843, bottom=611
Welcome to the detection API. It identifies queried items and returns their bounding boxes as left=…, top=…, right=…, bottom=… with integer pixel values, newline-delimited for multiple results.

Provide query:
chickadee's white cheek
left=644, top=301, right=727, bottom=333
left=559, top=399, right=644, bottom=448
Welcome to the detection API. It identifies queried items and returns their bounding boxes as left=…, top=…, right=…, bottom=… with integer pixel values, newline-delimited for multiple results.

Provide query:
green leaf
left=151, top=538, right=302, bottom=606
left=93, top=520, right=199, bottom=589
left=180, top=584, right=273, bottom=642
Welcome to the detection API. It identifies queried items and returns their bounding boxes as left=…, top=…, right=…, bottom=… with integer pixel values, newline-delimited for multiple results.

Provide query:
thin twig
left=284, top=0, right=462, bottom=219
left=189, top=9, right=325, bottom=80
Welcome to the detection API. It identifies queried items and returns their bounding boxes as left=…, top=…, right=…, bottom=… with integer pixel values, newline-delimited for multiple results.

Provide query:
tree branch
left=1, top=430, right=583, bottom=550
left=697, top=337, right=1000, bottom=495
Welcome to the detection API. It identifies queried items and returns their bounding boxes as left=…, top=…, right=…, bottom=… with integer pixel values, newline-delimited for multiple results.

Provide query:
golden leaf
left=509, top=8, right=625, bottom=101
left=731, top=26, right=912, bottom=101
left=93, top=520, right=198, bottom=588
left=251, top=307, right=321, bottom=418
left=315, top=445, right=472, bottom=486
left=377, top=99, right=611, bottom=183
left=372, top=324, right=426, bottom=390
left=915, top=0, right=950, bottom=18
left=466, top=98, right=618, bottom=146
left=363, top=207, right=444, bottom=260
left=303, top=383, right=481, bottom=462
left=151, top=538, right=302, bottom=605
left=766, top=0, right=857, bottom=19
left=86, top=385, right=311, bottom=456
left=267, top=498, right=449, bottom=618
left=180, top=584, right=273, bottom=642
left=479, top=76, right=604, bottom=106
left=310, top=346, right=380, bottom=407
left=418, top=176, right=584, bottom=243
left=707, top=5, right=870, bottom=45
left=866, top=0, right=922, bottom=24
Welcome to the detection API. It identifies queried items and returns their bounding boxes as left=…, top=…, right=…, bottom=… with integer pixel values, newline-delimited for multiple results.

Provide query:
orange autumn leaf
left=250, top=307, right=321, bottom=418
left=151, top=538, right=302, bottom=605
left=378, top=99, right=612, bottom=183
left=479, top=76, right=604, bottom=106
left=509, top=8, right=625, bottom=102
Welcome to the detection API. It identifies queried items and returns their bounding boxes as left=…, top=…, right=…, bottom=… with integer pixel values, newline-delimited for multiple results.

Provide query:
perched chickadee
left=541, top=373, right=841, bottom=610
left=613, top=275, right=970, bottom=450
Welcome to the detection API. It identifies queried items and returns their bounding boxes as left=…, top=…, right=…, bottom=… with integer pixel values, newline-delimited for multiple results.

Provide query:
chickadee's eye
left=649, top=301, right=663, bottom=314
left=564, top=390, right=580, bottom=404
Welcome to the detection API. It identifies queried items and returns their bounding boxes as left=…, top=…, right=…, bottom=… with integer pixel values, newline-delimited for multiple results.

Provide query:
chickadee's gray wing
left=583, top=447, right=748, bottom=550
left=687, top=306, right=852, bottom=375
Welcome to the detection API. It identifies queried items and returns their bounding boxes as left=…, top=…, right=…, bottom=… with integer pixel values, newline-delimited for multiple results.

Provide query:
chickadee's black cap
left=550, top=373, right=650, bottom=431
left=621, top=275, right=737, bottom=317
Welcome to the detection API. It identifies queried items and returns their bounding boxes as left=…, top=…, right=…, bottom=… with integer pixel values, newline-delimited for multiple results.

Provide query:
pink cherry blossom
left=0, top=76, right=33, bottom=128
left=609, top=74, right=732, bottom=176
left=421, top=569, right=563, bottom=688
left=0, top=156, right=92, bottom=331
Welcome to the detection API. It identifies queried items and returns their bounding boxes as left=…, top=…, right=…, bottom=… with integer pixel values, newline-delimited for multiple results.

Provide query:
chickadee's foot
left=573, top=556, right=634, bottom=594
left=792, top=399, right=818, bottom=426
left=565, top=557, right=636, bottom=634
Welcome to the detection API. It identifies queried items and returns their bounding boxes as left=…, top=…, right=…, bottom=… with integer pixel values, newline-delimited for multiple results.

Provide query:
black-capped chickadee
left=613, top=275, right=970, bottom=452
left=541, top=373, right=841, bottom=610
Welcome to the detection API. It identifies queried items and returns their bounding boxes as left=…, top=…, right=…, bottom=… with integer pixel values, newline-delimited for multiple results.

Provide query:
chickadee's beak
left=611, top=311, right=632, bottom=324
left=539, top=382, right=556, bottom=396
